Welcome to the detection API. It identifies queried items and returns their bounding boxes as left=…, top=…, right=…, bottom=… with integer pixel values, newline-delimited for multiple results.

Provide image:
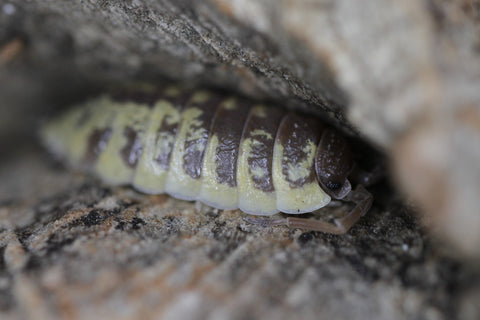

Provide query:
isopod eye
left=326, top=181, right=343, bottom=191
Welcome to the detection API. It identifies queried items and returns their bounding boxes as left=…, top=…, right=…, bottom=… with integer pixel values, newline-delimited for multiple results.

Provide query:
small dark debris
left=72, top=207, right=121, bottom=227
left=211, top=220, right=227, bottom=241
left=115, top=220, right=126, bottom=231
left=14, top=228, right=34, bottom=249
left=205, top=208, right=220, bottom=218
left=236, top=225, right=247, bottom=232
left=114, top=217, right=146, bottom=231
left=131, top=217, right=145, bottom=230
left=298, top=232, right=314, bottom=244
left=80, top=209, right=105, bottom=226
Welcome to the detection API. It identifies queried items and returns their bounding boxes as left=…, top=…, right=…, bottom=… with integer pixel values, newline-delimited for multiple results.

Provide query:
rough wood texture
left=1, top=0, right=480, bottom=319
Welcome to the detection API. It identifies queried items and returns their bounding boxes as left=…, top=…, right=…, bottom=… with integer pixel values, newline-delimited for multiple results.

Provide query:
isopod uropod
left=41, top=86, right=376, bottom=234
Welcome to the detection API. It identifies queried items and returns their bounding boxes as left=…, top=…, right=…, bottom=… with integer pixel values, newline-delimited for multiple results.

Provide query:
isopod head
left=315, top=129, right=354, bottom=200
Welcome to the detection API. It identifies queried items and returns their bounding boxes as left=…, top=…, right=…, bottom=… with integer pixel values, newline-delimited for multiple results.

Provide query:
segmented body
left=42, top=86, right=341, bottom=216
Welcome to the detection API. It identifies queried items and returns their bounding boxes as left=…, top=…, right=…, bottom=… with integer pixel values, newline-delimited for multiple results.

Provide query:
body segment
left=237, top=105, right=285, bottom=215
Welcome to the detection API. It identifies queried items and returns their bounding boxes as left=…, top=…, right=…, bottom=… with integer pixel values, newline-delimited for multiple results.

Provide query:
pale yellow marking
left=272, top=142, right=330, bottom=214
left=95, top=101, right=151, bottom=185
left=41, top=96, right=118, bottom=167
left=285, top=143, right=315, bottom=182
left=222, top=97, right=237, bottom=110
left=165, top=91, right=211, bottom=200
left=250, top=129, right=272, bottom=140
left=132, top=99, right=181, bottom=193
left=250, top=165, right=267, bottom=179
left=247, top=131, right=272, bottom=182
left=237, top=106, right=278, bottom=215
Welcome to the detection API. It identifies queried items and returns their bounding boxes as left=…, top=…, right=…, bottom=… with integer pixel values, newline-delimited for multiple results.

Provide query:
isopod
left=41, top=86, right=376, bottom=234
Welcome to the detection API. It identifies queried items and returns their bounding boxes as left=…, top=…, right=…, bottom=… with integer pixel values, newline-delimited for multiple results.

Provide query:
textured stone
left=1, top=0, right=480, bottom=318
left=213, top=0, right=480, bottom=258
left=0, top=146, right=477, bottom=319
left=2, top=0, right=480, bottom=256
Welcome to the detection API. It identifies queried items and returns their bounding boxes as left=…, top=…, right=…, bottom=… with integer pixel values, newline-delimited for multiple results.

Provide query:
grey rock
left=1, top=0, right=480, bottom=318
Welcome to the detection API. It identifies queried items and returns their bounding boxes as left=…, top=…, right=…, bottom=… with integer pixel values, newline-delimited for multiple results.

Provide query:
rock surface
left=1, top=0, right=480, bottom=256
left=214, top=0, right=480, bottom=257
left=1, top=0, right=480, bottom=318
left=0, top=145, right=478, bottom=319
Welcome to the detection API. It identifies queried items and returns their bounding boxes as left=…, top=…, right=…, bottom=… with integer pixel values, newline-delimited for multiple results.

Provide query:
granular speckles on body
left=41, top=85, right=377, bottom=234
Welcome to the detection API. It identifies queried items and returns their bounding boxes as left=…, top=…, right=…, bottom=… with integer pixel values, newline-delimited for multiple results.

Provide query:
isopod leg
left=285, top=217, right=348, bottom=234
left=246, top=185, right=373, bottom=235
left=245, top=215, right=346, bottom=234
left=244, top=217, right=288, bottom=228
left=334, top=184, right=373, bottom=231
left=303, top=184, right=373, bottom=234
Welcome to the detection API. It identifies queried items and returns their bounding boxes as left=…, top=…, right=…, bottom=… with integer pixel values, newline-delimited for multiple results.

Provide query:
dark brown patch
left=153, top=92, right=193, bottom=169
left=242, top=106, right=285, bottom=192
left=211, top=99, right=251, bottom=187
left=84, top=128, right=112, bottom=164
left=277, top=114, right=323, bottom=188
left=120, top=127, right=143, bottom=168
left=183, top=96, right=223, bottom=179
left=315, top=129, right=354, bottom=196
left=183, top=96, right=224, bottom=179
